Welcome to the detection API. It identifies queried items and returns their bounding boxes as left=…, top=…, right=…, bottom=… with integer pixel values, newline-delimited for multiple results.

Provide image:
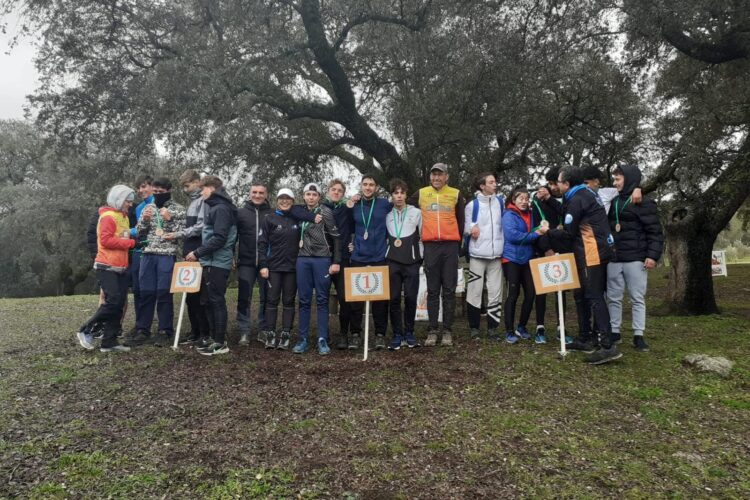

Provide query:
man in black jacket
left=549, top=167, right=621, bottom=365
left=607, top=165, right=664, bottom=352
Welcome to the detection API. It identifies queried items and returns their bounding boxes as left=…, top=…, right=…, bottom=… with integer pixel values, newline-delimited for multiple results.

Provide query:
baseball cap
left=430, top=163, right=448, bottom=173
left=277, top=188, right=295, bottom=199
left=303, top=182, right=321, bottom=194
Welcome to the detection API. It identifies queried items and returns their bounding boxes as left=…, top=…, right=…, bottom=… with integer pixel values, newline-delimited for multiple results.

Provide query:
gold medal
left=615, top=223, right=621, bottom=233
left=540, top=220, right=549, bottom=230
left=363, top=231, right=369, bottom=240
left=394, top=238, right=402, bottom=248
left=557, top=224, right=563, bottom=230
left=155, top=228, right=164, bottom=237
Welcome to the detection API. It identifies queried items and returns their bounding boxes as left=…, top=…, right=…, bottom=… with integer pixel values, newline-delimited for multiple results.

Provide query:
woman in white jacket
left=464, top=172, right=505, bottom=340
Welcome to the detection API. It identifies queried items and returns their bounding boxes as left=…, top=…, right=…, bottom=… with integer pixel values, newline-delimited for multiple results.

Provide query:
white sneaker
left=77, top=330, right=95, bottom=350
left=100, top=345, right=131, bottom=353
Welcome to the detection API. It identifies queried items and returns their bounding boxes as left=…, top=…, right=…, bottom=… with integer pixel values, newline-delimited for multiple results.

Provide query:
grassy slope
left=0, top=266, right=748, bottom=499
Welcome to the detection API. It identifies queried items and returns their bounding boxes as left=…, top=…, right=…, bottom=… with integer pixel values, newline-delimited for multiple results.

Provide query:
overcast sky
left=0, top=13, right=38, bottom=120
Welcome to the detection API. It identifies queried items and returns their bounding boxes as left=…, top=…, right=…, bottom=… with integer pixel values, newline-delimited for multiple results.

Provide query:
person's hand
left=142, top=206, right=154, bottom=221
left=537, top=186, right=550, bottom=201
left=232, top=259, right=237, bottom=271
left=315, top=214, right=323, bottom=224
left=185, top=251, right=197, bottom=262
left=632, top=187, right=643, bottom=204
left=351, top=193, right=361, bottom=203
left=348, top=242, right=354, bottom=253
left=544, top=249, right=555, bottom=257
left=644, top=258, right=656, bottom=270
left=159, top=207, right=172, bottom=221
left=330, top=264, right=340, bottom=275
left=260, top=268, right=269, bottom=279
left=164, top=232, right=176, bottom=240
left=535, top=226, right=549, bottom=235
left=471, top=225, right=480, bottom=239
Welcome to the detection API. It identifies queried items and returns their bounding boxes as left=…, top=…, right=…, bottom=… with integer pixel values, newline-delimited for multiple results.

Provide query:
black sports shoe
left=633, top=336, right=650, bottom=352
left=153, top=330, right=172, bottom=347
left=348, top=334, right=361, bottom=350
left=336, top=335, right=349, bottom=350
left=375, top=335, right=386, bottom=350
left=196, top=336, right=213, bottom=349
left=123, top=329, right=152, bottom=347
left=612, top=331, right=622, bottom=345
left=585, top=346, right=623, bottom=365
left=179, top=334, right=199, bottom=345
left=567, top=338, right=596, bottom=354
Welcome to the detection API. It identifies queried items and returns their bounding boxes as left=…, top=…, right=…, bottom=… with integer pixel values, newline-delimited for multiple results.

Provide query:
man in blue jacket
left=186, top=176, right=237, bottom=356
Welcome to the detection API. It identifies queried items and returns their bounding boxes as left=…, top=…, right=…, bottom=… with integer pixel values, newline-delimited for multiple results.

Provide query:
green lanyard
left=614, top=196, right=631, bottom=232
left=360, top=198, right=376, bottom=238
left=531, top=199, right=546, bottom=222
left=392, top=206, right=408, bottom=240
left=300, top=206, right=321, bottom=243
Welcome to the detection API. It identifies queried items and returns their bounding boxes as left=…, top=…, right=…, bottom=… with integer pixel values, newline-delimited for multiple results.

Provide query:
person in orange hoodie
left=77, top=185, right=137, bottom=353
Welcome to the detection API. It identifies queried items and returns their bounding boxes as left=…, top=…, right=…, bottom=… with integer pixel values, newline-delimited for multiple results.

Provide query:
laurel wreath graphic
left=354, top=273, right=381, bottom=294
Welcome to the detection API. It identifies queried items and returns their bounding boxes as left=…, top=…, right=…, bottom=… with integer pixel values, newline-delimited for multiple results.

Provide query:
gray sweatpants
left=607, top=261, right=648, bottom=336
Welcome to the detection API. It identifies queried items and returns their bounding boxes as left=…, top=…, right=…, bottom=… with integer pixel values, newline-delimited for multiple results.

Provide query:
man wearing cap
left=77, top=184, right=137, bottom=353
left=408, top=163, right=466, bottom=346
left=346, top=173, right=393, bottom=350
left=292, top=182, right=342, bottom=355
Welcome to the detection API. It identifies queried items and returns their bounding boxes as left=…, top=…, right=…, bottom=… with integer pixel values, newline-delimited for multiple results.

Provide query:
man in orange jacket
left=77, top=185, right=137, bottom=353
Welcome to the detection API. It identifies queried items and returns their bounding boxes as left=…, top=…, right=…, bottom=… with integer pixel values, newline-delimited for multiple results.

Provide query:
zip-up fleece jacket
left=409, top=185, right=466, bottom=242
left=94, top=206, right=136, bottom=272
left=178, top=190, right=205, bottom=256
left=194, top=188, right=237, bottom=270
left=385, top=205, right=423, bottom=265
left=464, top=192, right=504, bottom=259
left=137, top=199, right=186, bottom=256
left=237, top=201, right=315, bottom=267
left=549, top=184, right=613, bottom=267
left=609, top=165, right=664, bottom=263
left=258, top=209, right=301, bottom=272
left=324, top=198, right=354, bottom=262
left=351, top=197, right=393, bottom=263
left=298, top=204, right=342, bottom=263
left=531, top=192, right=563, bottom=255
left=502, top=204, right=539, bottom=265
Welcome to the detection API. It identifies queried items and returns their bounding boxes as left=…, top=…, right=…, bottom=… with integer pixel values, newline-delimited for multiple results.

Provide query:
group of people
left=77, top=161, right=664, bottom=365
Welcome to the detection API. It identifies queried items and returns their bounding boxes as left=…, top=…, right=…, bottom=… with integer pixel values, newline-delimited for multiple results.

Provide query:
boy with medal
left=385, top=178, right=423, bottom=349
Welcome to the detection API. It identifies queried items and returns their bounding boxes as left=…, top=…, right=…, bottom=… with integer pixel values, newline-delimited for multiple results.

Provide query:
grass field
left=1, top=265, right=749, bottom=498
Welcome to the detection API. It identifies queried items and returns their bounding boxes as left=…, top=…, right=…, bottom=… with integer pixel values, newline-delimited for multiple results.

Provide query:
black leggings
left=265, top=271, right=297, bottom=333
left=503, top=261, right=535, bottom=332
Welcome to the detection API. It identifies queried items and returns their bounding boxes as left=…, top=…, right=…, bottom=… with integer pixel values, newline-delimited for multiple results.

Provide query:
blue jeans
left=236, top=265, right=267, bottom=334
left=296, top=256, right=332, bottom=340
left=136, top=254, right=176, bottom=333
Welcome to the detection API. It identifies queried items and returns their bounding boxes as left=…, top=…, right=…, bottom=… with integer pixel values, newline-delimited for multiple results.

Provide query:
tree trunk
left=665, top=210, right=720, bottom=315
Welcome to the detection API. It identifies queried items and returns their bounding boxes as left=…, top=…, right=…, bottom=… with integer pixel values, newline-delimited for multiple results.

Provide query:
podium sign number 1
left=170, top=262, right=203, bottom=349
left=344, top=266, right=390, bottom=360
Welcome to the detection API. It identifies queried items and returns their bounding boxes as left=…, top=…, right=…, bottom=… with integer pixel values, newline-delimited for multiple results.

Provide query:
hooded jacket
left=609, top=165, right=664, bottom=263
left=178, top=189, right=206, bottom=256
left=549, top=184, right=613, bottom=267
left=464, top=192, right=504, bottom=259
left=194, top=187, right=237, bottom=270
left=94, top=185, right=136, bottom=272
left=236, top=199, right=271, bottom=267
left=501, top=204, right=539, bottom=265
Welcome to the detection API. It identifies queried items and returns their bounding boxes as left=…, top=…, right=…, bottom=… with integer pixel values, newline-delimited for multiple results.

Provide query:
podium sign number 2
left=170, top=262, right=203, bottom=349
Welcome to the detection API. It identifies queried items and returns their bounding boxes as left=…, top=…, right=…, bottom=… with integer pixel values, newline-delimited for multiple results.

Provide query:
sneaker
left=469, top=328, right=481, bottom=340
left=277, top=331, right=291, bottom=350
left=123, top=329, right=152, bottom=347
left=196, top=336, right=213, bottom=349
left=153, top=330, right=172, bottom=347
left=405, top=332, right=420, bottom=348
left=292, top=337, right=309, bottom=354
left=388, top=335, right=403, bottom=351
left=612, top=331, right=622, bottom=345
left=567, top=338, right=596, bottom=353
left=239, top=333, right=250, bottom=346
left=585, top=345, right=622, bottom=365
left=318, top=338, right=331, bottom=355
left=633, top=336, right=650, bottom=352
left=505, top=331, right=519, bottom=344
left=91, top=323, right=104, bottom=340
left=424, top=329, right=439, bottom=347
left=441, top=331, right=453, bottom=346
left=100, top=344, right=131, bottom=353
left=515, top=325, right=531, bottom=340
left=487, top=328, right=502, bottom=342
left=535, top=326, right=547, bottom=344
left=257, top=331, right=265, bottom=343
left=375, top=335, right=386, bottom=350
left=265, top=331, right=277, bottom=349
left=77, top=330, right=95, bottom=350
left=179, top=334, right=199, bottom=345
left=116, top=328, right=123, bottom=338
left=198, top=342, right=229, bottom=356
left=348, top=334, right=361, bottom=350
left=336, top=335, right=349, bottom=350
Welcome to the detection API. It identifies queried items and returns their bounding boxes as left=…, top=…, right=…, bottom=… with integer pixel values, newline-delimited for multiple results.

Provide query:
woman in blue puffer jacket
left=502, top=186, right=549, bottom=344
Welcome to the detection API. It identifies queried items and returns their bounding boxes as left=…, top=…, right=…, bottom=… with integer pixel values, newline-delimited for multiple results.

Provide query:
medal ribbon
left=614, top=196, right=632, bottom=229
left=360, top=197, right=376, bottom=235
left=393, top=206, right=408, bottom=240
